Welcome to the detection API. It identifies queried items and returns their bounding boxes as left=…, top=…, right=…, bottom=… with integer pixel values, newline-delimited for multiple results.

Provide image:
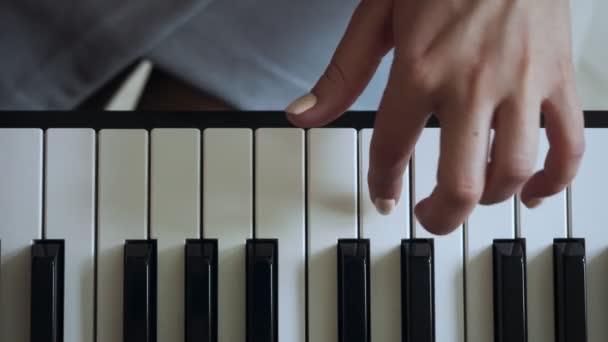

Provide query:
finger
left=367, top=61, right=432, bottom=215
left=414, top=101, right=493, bottom=235
left=285, top=0, right=393, bottom=128
left=479, top=97, right=540, bottom=204
left=520, top=84, right=585, bottom=208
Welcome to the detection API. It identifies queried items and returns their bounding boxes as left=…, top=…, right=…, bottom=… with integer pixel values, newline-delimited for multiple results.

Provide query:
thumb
left=285, top=0, right=393, bottom=128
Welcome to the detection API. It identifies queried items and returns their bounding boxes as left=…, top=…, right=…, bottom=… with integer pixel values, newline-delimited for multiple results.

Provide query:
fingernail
left=285, top=93, right=317, bottom=115
left=374, top=198, right=395, bottom=215
left=524, top=197, right=543, bottom=209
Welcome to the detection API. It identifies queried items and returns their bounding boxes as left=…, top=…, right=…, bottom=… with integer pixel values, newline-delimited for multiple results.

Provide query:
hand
left=284, top=0, right=585, bottom=235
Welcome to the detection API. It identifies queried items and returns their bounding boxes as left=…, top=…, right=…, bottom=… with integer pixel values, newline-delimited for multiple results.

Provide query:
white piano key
left=150, top=129, right=201, bottom=342
left=203, top=129, right=253, bottom=342
left=413, top=128, right=465, bottom=342
left=255, top=128, right=306, bottom=342
left=358, top=129, right=410, bottom=342
left=465, top=181, right=515, bottom=341
left=0, top=129, right=43, bottom=342
left=520, top=129, right=567, bottom=342
left=96, top=130, right=149, bottom=342
left=44, top=129, right=96, bottom=342
left=307, top=128, right=358, bottom=342
left=571, top=128, right=608, bottom=341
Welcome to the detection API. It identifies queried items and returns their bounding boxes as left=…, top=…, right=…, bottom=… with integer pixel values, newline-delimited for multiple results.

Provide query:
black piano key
left=554, top=238, right=587, bottom=342
left=124, top=240, right=157, bottom=342
left=493, top=239, right=527, bottom=342
left=185, top=239, right=218, bottom=342
left=246, top=239, right=278, bottom=342
left=401, top=239, right=434, bottom=342
left=338, top=239, right=370, bottom=342
left=31, top=240, right=65, bottom=342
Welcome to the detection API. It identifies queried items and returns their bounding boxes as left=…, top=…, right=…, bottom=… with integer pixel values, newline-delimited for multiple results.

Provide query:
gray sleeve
left=0, top=0, right=212, bottom=109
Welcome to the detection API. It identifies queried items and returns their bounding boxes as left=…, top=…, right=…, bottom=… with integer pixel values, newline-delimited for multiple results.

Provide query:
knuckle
left=469, top=57, right=488, bottom=78
left=564, top=136, right=586, bottom=161
left=547, top=144, right=585, bottom=186
left=468, top=56, right=492, bottom=85
left=544, top=170, right=572, bottom=193
left=498, top=161, right=535, bottom=185
left=410, top=61, right=434, bottom=89
left=322, top=60, right=350, bottom=89
left=542, top=176, right=569, bottom=195
left=396, top=56, right=436, bottom=92
left=448, top=92, right=489, bottom=122
left=441, top=178, right=482, bottom=208
left=465, top=92, right=489, bottom=116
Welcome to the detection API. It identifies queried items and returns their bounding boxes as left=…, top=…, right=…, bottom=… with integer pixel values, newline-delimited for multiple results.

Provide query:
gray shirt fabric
left=0, top=0, right=603, bottom=110
left=148, top=0, right=394, bottom=111
left=0, top=0, right=212, bottom=109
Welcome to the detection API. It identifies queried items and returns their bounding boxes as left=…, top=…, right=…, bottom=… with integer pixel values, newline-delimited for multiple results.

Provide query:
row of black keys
left=25, top=238, right=585, bottom=342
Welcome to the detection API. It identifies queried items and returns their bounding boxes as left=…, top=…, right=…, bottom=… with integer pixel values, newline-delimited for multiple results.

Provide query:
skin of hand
left=284, top=0, right=585, bottom=235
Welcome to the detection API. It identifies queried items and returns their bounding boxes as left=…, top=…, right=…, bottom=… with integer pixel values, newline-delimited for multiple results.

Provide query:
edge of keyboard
left=0, top=110, right=606, bottom=128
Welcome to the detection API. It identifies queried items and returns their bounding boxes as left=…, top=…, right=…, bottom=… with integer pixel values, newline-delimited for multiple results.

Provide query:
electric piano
left=0, top=111, right=606, bottom=342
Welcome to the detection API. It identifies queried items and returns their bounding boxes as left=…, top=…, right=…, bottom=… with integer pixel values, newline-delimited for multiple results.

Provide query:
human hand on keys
left=285, top=0, right=585, bottom=235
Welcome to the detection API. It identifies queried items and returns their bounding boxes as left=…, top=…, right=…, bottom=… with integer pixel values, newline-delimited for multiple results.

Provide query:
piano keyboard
left=0, top=111, right=606, bottom=342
